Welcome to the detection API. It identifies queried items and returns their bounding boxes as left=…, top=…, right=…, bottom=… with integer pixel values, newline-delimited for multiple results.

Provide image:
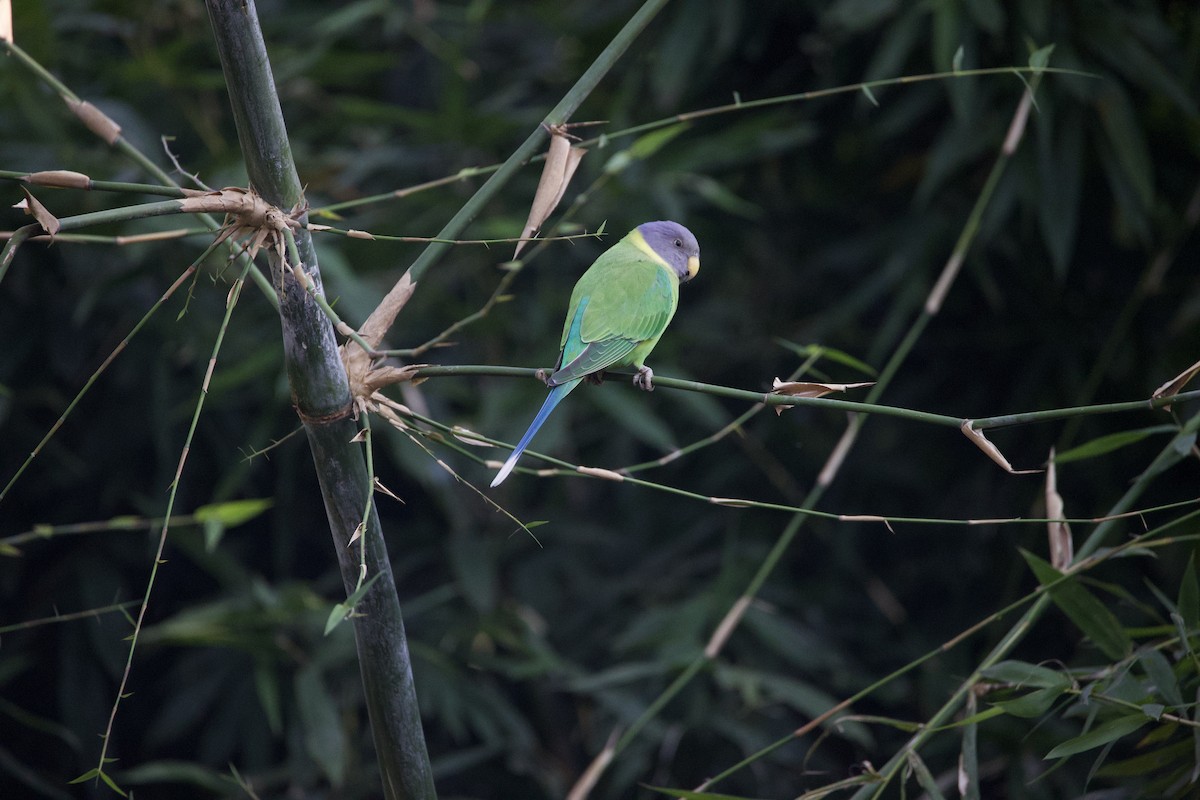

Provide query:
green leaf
left=1095, top=738, right=1191, bottom=777
left=70, top=767, right=128, bottom=797
left=643, top=787, right=766, bottom=800
left=1097, top=88, right=1155, bottom=209
left=951, top=706, right=1007, bottom=728
left=1180, top=551, right=1200, bottom=633
left=254, top=661, right=284, bottom=734
left=906, top=750, right=946, bottom=800
left=325, top=602, right=351, bottom=635
left=861, top=84, right=880, bottom=107
left=1022, top=549, right=1132, bottom=660
left=1053, top=426, right=1175, bottom=464
left=951, top=45, right=964, bottom=73
left=604, top=124, right=689, bottom=174
left=688, top=174, right=762, bottom=219
left=202, top=518, right=225, bottom=552
left=993, top=685, right=1068, bottom=718
left=774, top=339, right=879, bottom=378
left=1028, top=43, right=1055, bottom=72
left=1138, top=648, right=1183, bottom=708
left=121, top=760, right=230, bottom=792
left=591, top=387, right=677, bottom=452
left=193, top=498, right=273, bottom=527
left=295, top=667, right=346, bottom=787
left=981, top=660, right=1071, bottom=690
left=1045, top=715, right=1148, bottom=760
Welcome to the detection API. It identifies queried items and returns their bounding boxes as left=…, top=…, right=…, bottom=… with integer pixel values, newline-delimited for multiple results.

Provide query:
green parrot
left=491, top=220, right=701, bottom=487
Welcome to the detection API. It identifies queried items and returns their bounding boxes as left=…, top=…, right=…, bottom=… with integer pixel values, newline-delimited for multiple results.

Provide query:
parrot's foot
left=633, top=365, right=655, bottom=392
left=585, top=370, right=606, bottom=386
left=535, top=368, right=552, bottom=386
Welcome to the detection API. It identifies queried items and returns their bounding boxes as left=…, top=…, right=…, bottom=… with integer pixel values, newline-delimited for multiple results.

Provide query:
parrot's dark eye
left=673, top=238, right=683, bottom=247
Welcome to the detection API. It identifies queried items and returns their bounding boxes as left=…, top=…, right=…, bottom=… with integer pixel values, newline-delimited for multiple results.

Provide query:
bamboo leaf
left=194, top=498, right=274, bottom=526
left=1138, top=648, right=1183, bottom=708
left=644, top=787, right=766, bottom=800
left=1095, top=738, right=1191, bottom=777
left=1053, top=426, right=1176, bottom=464
left=1045, top=715, right=1148, bottom=760
left=773, top=339, right=879, bottom=377
left=1180, top=551, right=1200, bottom=633
left=992, top=685, right=1068, bottom=718
left=296, top=667, right=347, bottom=787
left=906, top=750, right=946, bottom=800
left=1028, top=43, right=1055, bottom=72
left=981, top=660, right=1070, bottom=690
left=1022, top=550, right=1133, bottom=660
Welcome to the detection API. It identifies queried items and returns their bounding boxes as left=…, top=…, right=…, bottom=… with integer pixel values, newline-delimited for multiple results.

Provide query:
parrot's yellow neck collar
left=628, top=229, right=671, bottom=269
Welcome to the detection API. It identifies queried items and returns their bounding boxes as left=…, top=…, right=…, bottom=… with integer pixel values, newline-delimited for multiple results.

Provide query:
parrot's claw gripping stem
left=633, top=365, right=655, bottom=392
left=535, top=368, right=552, bottom=386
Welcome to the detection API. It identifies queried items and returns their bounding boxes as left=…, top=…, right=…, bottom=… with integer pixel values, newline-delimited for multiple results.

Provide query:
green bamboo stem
left=399, top=0, right=672, bottom=288
left=204, top=2, right=434, bottom=798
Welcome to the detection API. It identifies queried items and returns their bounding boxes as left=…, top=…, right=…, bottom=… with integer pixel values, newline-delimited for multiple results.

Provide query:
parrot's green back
left=548, top=230, right=680, bottom=386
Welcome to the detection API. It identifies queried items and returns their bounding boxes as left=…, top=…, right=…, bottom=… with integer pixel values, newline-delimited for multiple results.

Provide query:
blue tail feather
left=490, top=379, right=581, bottom=487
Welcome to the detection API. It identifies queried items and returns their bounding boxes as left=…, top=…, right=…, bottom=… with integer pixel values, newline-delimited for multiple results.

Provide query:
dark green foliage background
left=2, top=1, right=1199, bottom=797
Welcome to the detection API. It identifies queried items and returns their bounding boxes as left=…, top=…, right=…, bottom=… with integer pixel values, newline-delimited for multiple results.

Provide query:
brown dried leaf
left=451, top=426, right=493, bottom=447
left=25, top=170, right=91, bottom=190
left=342, top=272, right=419, bottom=401
left=709, top=496, right=754, bottom=507
left=960, top=420, right=1043, bottom=475
left=839, top=514, right=896, bottom=533
left=373, top=477, right=404, bottom=503
left=66, top=99, right=121, bottom=145
left=576, top=466, right=624, bottom=481
left=15, top=188, right=60, bottom=235
left=0, top=0, right=12, bottom=44
left=1152, top=357, right=1200, bottom=410
left=770, top=377, right=874, bottom=414
left=514, top=124, right=586, bottom=259
left=565, top=729, right=618, bottom=800
left=1045, top=448, right=1073, bottom=570
left=704, top=595, right=752, bottom=658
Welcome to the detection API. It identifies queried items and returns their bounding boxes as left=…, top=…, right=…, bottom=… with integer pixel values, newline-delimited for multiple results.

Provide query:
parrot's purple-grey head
left=636, top=220, right=700, bottom=282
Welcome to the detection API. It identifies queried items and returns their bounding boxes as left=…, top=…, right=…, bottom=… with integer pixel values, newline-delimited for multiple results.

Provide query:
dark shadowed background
left=2, top=1, right=1199, bottom=797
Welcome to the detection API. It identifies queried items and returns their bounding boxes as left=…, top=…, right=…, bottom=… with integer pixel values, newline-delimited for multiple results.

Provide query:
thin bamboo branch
left=310, top=66, right=1094, bottom=219
left=407, top=364, right=1199, bottom=430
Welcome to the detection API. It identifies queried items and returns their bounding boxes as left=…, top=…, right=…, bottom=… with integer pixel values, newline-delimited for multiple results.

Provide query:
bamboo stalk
left=203, top=2, right=435, bottom=797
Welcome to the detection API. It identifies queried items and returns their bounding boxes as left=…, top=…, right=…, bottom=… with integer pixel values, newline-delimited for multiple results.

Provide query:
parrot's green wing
left=549, top=239, right=679, bottom=385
